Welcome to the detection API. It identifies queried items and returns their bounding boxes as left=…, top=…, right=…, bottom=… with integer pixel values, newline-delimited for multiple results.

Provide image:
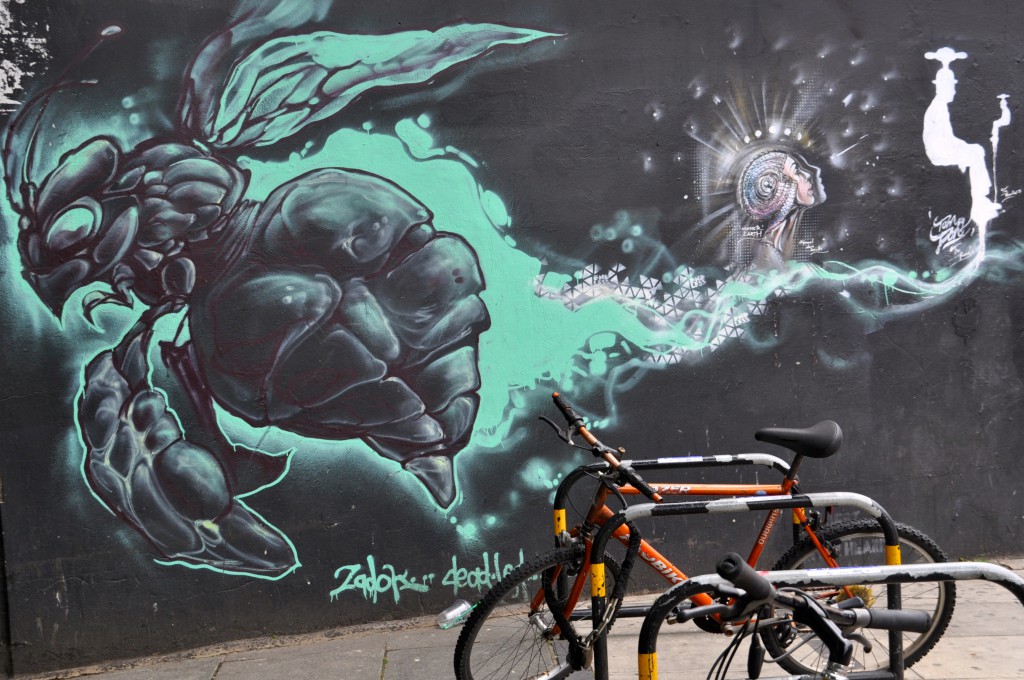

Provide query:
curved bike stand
left=587, top=492, right=903, bottom=680
left=637, top=561, right=1024, bottom=680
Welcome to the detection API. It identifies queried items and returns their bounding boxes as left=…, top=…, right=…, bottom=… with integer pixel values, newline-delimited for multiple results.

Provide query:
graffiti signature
left=441, top=550, right=526, bottom=595
left=797, top=238, right=829, bottom=254
left=928, top=212, right=975, bottom=258
left=328, top=549, right=527, bottom=604
left=1000, top=186, right=1022, bottom=202
left=329, top=556, right=434, bottom=604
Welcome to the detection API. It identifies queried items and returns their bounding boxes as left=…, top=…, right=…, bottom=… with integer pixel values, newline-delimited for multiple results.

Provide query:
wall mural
left=4, top=1, right=561, bottom=577
left=2, top=0, right=1020, bottom=595
left=538, top=46, right=1013, bottom=377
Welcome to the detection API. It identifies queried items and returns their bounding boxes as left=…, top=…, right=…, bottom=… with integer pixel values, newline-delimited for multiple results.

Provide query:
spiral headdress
left=737, top=150, right=798, bottom=232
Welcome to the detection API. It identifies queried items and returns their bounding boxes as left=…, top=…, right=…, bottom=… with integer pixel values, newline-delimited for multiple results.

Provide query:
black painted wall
left=1, top=0, right=1023, bottom=674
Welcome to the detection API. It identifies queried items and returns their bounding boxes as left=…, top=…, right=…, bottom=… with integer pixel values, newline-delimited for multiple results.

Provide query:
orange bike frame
left=549, top=473, right=842, bottom=618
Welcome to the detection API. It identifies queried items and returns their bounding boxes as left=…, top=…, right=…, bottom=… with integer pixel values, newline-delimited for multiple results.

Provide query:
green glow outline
left=71, top=339, right=302, bottom=581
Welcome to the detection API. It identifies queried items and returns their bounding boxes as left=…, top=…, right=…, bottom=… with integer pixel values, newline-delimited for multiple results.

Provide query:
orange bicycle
left=453, top=393, right=954, bottom=680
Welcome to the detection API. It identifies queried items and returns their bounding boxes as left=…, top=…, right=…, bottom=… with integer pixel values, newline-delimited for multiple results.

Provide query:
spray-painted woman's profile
left=736, top=148, right=825, bottom=272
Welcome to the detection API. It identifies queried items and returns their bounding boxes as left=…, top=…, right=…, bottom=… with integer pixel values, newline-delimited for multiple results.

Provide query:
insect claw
left=82, top=290, right=133, bottom=325
left=81, top=292, right=106, bottom=326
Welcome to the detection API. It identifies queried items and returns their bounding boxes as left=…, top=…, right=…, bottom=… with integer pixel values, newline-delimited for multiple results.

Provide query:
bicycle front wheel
left=762, top=518, right=956, bottom=675
left=454, top=546, right=617, bottom=680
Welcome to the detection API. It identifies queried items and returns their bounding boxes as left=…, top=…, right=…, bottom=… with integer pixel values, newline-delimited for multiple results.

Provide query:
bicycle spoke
left=455, top=547, right=594, bottom=680
left=763, top=520, right=955, bottom=675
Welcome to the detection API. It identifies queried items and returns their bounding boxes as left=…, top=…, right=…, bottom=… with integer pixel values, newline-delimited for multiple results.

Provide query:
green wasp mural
left=5, top=0, right=555, bottom=577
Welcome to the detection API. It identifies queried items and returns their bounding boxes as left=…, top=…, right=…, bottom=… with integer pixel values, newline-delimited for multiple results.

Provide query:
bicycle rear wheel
left=761, top=518, right=956, bottom=675
left=454, top=546, right=619, bottom=680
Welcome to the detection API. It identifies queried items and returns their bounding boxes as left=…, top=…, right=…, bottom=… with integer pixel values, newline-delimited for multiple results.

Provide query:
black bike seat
left=754, top=421, right=843, bottom=459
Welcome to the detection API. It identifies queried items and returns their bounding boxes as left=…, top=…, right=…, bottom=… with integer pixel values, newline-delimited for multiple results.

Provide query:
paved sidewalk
left=21, top=557, right=1024, bottom=680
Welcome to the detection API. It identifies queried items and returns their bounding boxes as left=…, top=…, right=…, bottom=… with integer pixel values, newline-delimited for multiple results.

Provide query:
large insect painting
left=4, top=2, right=555, bottom=577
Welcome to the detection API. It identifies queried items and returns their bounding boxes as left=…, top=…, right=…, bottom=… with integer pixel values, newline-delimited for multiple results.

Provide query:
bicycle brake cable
left=708, top=618, right=750, bottom=680
left=563, top=468, right=602, bottom=522
left=610, top=483, right=627, bottom=509
left=540, top=561, right=587, bottom=661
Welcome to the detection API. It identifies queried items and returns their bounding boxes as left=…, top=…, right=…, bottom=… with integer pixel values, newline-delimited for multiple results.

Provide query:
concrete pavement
left=20, top=556, right=1024, bottom=680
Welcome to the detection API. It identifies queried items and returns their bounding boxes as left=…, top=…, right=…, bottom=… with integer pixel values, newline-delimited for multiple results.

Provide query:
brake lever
left=538, top=415, right=575, bottom=445
left=672, top=602, right=733, bottom=624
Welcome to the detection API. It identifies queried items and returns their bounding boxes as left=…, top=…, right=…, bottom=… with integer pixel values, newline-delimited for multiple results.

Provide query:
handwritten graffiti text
left=1000, top=186, right=1022, bottom=202
left=928, top=212, right=977, bottom=263
left=929, top=212, right=974, bottom=255
left=441, top=550, right=526, bottom=595
left=330, top=555, right=433, bottom=604
left=329, top=549, right=526, bottom=605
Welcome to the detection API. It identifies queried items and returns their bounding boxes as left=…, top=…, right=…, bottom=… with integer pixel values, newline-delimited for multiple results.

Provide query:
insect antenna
left=3, top=25, right=123, bottom=215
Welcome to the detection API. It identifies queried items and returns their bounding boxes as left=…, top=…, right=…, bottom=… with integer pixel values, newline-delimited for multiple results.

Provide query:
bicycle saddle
left=754, top=420, right=843, bottom=458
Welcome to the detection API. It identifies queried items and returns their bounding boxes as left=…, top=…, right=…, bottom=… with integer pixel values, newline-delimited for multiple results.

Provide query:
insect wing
left=199, top=23, right=559, bottom=149
left=178, top=0, right=333, bottom=144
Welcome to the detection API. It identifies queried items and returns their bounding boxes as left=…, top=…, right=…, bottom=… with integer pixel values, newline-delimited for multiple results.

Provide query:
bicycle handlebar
left=845, top=606, right=933, bottom=633
left=714, top=551, right=933, bottom=634
left=551, top=392, right=663, bottom=502
left=552, top=392, right=584, bottom=428
left=716, top=552, right=774, bottom=602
